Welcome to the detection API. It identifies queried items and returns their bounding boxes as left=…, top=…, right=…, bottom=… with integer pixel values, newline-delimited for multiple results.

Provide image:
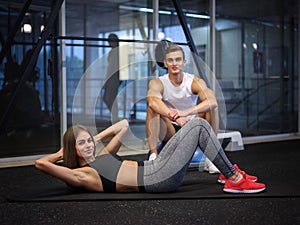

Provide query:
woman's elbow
left=120, top=119, right=129, bottom=131
left=35, top=159, right=46, bottom=171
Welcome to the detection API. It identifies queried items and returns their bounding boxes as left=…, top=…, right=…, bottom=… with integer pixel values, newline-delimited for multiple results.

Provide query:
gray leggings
left=143, top=117, right=236, bottom=192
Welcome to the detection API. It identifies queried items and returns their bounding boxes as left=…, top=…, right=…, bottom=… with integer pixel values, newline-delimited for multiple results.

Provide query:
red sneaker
left=223, top=177, right=266, bottom=194
left=218, top=164, right=258, bottom=184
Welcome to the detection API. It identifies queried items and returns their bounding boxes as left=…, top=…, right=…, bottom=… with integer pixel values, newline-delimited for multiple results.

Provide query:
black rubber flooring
left=0, top=140, right=300, bottom=225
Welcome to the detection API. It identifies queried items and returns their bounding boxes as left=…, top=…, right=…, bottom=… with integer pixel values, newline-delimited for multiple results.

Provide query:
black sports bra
left=88, top=154, right=145, bottom=192
left=88, top=154, right=122, bottom=192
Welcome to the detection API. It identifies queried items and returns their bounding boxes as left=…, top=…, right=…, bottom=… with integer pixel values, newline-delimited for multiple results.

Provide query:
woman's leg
left=143, top=117, right=236, bottom=192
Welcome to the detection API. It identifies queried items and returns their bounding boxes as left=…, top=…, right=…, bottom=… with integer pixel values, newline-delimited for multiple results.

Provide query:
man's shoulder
left=183, top=72, right=199, bottom=83
left=190, top=74, right=205, bottom=83
left=158, top=73, right=169, bottom=80
left=148, top=77, right=164, bottom=91
left=154, top=74, right=168, bottom=86
left=150, top=77, right=163, bottom=84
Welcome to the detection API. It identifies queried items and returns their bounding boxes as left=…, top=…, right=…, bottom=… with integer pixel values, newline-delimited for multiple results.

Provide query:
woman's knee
left=192, top=117, right=210, bottom=127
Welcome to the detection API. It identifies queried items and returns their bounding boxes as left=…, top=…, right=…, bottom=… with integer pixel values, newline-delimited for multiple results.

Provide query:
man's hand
left=168, top=108, right=190, bottom=126
left=168, top=108, right=180, bottom=121
left=175, top=117, right=190, bottom=127
left=177, top=109, right=190, bottom=117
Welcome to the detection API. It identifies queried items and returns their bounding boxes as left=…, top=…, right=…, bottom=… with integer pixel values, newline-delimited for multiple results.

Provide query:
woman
left=35, top=118, right=266, bottom=194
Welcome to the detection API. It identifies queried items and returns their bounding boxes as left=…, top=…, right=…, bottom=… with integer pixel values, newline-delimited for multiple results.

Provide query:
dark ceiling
left=0, top=0, right=298, bottom=38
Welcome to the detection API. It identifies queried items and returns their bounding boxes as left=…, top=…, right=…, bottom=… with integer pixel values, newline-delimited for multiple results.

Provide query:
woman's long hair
left=63, top=125, right=95, bottom=169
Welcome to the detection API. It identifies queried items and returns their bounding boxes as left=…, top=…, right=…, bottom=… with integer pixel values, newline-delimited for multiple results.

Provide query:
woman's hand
left=56, top=148, right=64, bottom=160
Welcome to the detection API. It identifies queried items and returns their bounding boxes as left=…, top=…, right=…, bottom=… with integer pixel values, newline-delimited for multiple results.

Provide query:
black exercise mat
left=6, top=139, right=300, bottom=202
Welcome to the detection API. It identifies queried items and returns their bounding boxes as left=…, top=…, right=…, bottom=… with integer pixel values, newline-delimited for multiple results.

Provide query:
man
left=146, top=44, right=219, bottom=173
left=102, top=33, right=121, bottom=122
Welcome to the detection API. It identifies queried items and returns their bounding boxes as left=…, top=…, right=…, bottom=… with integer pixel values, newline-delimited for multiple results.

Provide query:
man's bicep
left=147, top=79, right=163, bottom=99
left=193, top=80, right=217, bottom=108
left=192, top=78, right=209, bottom=100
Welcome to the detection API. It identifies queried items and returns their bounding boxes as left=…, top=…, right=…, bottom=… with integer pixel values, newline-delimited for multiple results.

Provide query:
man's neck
left=168, top=71, right=184, bottom=86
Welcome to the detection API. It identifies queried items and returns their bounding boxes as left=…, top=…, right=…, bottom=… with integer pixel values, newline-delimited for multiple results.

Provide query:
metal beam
left=153, top=0, right=159, bottom=41
left=59, top=1, right=67, bottom=142
left=298, top=2, right=300, bottom=134
left=209, top=0, right=216, bottom=91
left=171, top=0, right=209, bottom=86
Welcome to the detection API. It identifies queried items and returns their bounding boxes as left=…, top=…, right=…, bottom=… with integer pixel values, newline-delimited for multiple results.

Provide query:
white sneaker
left=148, top=153, right=157, bottom=161
left=204, top=158, right=220, bottom=174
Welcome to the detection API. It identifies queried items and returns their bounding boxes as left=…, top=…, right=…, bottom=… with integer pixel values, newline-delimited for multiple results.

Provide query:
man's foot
left=203, top=158, right=220, bottom=174
left=148, top=153, right=157, bottom=161
left=223, top=177, right=266, bottom=194
left=218, top=164, right=258, bottom=184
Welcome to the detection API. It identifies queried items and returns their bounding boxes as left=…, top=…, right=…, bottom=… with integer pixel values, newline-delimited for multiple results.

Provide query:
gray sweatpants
left=143, top=117, right=236, bottom=192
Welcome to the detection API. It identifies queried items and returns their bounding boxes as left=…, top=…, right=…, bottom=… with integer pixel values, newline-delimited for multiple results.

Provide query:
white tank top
left=159, top=72, right=198, bottom=120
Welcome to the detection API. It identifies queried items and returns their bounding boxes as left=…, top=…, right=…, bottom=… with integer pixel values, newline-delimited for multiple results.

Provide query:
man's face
left=164, top=50, right=186, bottom=74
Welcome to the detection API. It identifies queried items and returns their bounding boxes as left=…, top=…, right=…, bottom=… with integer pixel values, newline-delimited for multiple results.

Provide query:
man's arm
left=176, top=77, right=217, bottom=116
left=146, top=78, right=180, bottom=157
left=178, top=77, right=219, bottom=133
left=200, top=87, right=219, bottom=133
left=147, top=78, right=179, bottom=121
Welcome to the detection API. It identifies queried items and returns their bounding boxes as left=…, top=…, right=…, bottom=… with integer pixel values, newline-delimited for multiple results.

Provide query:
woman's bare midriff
left=116, top=160, right=139, bottom=192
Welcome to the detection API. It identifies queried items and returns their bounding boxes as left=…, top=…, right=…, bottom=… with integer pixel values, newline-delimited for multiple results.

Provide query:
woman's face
left=75, top=130, right=95, bottom=159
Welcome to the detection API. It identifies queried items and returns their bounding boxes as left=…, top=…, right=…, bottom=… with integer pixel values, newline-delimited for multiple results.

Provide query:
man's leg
left=146, top=107, right=176, bottom=157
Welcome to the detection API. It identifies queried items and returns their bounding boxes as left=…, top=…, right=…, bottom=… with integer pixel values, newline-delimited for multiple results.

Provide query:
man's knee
left=146, top=106, right=158, bottom=118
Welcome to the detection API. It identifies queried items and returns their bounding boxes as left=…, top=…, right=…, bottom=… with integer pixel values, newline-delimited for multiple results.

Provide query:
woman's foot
left=218, top=164, right=258, bottom=184
left=223, top=176, right=266, bottom=194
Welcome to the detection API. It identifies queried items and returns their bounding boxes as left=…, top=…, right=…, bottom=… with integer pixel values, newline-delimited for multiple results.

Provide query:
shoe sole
left=223, top=187, right=266, bottom=194
left=218, top=179, right=225, bottom=184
